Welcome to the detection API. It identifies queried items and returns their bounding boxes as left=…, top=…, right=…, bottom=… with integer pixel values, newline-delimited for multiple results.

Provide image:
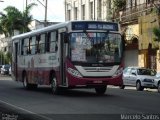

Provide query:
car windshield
left=156, top=72, right=160, bottom=77
left=70, top=32, right=123, bottom=63
left=3, top=65, right=10, bottom=69
left=137, top=68, right=156, bottom=76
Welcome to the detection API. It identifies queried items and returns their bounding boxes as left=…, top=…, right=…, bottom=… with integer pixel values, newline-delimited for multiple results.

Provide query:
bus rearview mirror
left=64, top=33, right=69, bottom=43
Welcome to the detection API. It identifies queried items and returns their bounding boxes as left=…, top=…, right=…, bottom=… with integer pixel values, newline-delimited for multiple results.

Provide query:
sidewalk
left=0, top=75, right=12, bottom=80
left=108, top=85, right=157, bottom=92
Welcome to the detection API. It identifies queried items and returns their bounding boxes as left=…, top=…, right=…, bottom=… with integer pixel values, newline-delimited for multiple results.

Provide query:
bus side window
left=50, top=31, right=57, bottom=52
left=31, top=36, right=36, bottom=54
left=28, top=37, right=32, bottom=54
left=21, top=39, right=24, bottom=55
left=24, top=38, right=29, bottom=55
left=46, top=32, right=50, bottom=52
left=36, top=35, right=40, bottom=53
left=39, top=34, right=46, bottom=54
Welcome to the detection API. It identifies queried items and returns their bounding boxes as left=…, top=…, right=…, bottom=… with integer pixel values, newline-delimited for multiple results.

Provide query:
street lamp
left=32, top=0, right=48, bottom=26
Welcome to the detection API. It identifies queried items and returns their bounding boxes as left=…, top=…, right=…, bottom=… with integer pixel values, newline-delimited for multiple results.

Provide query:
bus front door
left=13, top=42, right=18, bottom=80
left=60, top=32, right=68, bottom=86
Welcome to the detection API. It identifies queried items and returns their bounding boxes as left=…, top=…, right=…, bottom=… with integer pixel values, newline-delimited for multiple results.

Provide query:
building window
left=74, top=1, right=78, bottom=20
left=98, top=0, right=102, bottom=19
left=108, top=0, right=111, bottom=9
left=90, top=2, right=93, bottom=20
left=74, top=7, right=78, bottom=20
left=147, top=0, right=152, bottom=4
left=68, top=10, right=71, bottom=21
left=82, top=5, right=85, bottom=20
left=127, top=0, right=136, bottom=8
left=67, top=3, right=71, bottom=21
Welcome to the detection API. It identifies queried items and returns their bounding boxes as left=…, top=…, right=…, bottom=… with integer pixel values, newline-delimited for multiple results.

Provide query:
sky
left=0, top=0, right=65, bottom=22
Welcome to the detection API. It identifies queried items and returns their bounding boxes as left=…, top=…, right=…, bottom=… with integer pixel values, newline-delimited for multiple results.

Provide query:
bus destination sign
left=72, top=21, right=118, bottom=31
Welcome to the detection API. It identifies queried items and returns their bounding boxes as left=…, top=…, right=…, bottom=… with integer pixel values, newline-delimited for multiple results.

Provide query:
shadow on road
left=16, top=86, right=117, bottom=98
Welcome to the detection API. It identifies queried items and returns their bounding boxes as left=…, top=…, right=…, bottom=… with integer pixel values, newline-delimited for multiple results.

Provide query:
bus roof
left=12, top=20, right=119, bottom=40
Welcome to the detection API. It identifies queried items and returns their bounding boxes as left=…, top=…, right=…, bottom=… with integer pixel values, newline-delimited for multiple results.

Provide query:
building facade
left=119, top=0, right=160, bottom=70
left=65, top=0, right=113, bottom=21
left=64, top=0, right=160, bottom=71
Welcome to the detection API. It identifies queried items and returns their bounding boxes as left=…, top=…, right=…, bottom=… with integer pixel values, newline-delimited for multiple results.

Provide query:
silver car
left=9, top=66, right=11, bottom=76
left=1, top=64, right=11, bottom=75
left=154, top=72, right=160, bottom=93
left=120, top=67, right=156, bottom=91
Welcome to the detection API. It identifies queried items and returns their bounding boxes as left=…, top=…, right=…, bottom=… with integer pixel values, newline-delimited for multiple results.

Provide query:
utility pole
left=26, top=0, right=28, bottom=10
left=36, top=0, right=48, bottom=27
left=94, top=0, right=95, bottom=20
left=44, top=0, right=48, bottom=26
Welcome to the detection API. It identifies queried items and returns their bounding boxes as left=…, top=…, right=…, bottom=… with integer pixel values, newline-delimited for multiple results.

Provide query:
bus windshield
left=70, top=32, right=123, bottom=63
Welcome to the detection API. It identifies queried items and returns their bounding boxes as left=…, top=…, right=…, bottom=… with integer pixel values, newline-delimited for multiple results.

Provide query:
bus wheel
left=23, top=74, right=37, bottom=89
left=95, top=85, right=107, bottom=95
left=51, top=77, right=59, bottom=95
left=23, top=74, right=30, bottom=89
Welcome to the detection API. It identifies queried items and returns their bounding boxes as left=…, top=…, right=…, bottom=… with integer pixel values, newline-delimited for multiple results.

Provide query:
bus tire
left=95, top=85, right=107, bottom=95
left=23, top=73, right=29, bottom=89
left=51, top=76, right=60, bottom=95
left=23, top=73, right=37, bottom=89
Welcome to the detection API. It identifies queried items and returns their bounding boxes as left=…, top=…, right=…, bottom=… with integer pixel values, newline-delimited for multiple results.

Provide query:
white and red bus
left=12, top=21, right=125, bottom=95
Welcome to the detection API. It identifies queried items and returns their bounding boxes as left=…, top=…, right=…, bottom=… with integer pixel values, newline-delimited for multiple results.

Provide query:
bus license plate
left=93, top=81, right=103, bottom=83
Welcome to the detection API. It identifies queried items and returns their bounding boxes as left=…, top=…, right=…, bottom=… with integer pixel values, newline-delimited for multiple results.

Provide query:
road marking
left=108, top=85, right=158, bottom=92
left=0, top=99, right=52, bottom=120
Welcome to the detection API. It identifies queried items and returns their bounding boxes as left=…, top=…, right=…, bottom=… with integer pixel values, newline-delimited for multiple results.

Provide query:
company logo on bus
left=67, top=68, right=82, bottom=78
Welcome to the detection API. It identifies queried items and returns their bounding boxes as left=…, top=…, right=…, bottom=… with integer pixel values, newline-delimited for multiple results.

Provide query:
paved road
left=0, top=75, right=160, bottom=120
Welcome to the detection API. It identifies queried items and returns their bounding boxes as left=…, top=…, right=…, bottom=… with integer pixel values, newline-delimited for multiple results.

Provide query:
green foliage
left=5, top=52, right=12, bottom=64
left=153, top=27, right=160, bottom=42
left=113, top=0, right=126, bottom=11
left=0, top=51, right=11, bottom=64
left=0, top=3, right=37, bottom=37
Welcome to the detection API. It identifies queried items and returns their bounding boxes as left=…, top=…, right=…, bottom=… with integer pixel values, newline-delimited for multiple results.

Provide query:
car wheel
left=119, top=85, right=125, bottom=89
left=136, top=81, right=144, bottom=91
left=95, top=85, right=107, bottom=95
left=158, top=82, right=160, bottom=93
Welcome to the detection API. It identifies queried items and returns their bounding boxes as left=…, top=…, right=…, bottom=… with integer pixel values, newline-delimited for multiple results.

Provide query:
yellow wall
left=157, top=50, right=160, bottom=72
left=138, top=50, right=148, bottom=67
left=138, top=13, right=159, bottom=50
left=125, top=24, right=139, bottom=41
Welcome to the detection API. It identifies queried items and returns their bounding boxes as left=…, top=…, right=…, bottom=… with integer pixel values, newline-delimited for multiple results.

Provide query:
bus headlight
left=67, top=68, right=82, bottom=78
left=112, top=67, right=123, bottom=78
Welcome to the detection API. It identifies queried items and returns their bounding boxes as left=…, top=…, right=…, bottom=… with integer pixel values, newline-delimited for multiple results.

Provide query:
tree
left=5, top=52, right=12, bottom=64
left=21, top=3, right=37, bottom=33
left=113, top=0, right=126, bottom=11
left=0, top=3, right=37, bottom=37
left=153, top=27, right=160, bottom=43
left=153, top=27, right=160, bottom=60
left=0, top=6, right=23, bottom=37
left=113, top=0, right=126, bottom=18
